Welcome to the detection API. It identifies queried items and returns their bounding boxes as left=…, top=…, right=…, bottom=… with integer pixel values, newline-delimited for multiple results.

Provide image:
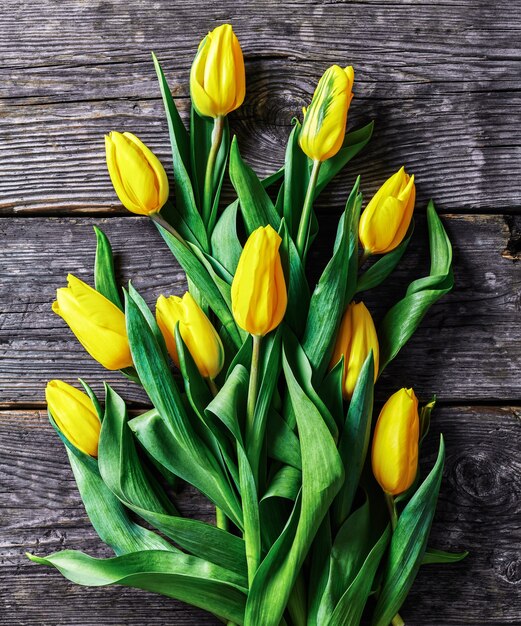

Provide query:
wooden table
left=1, top=1, right=520, bottom=624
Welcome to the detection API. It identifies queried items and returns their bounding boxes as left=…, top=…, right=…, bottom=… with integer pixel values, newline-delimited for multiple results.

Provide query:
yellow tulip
left=299, top=65, right=354, bottom=162
left=105, top=131, right=169, bottom=215
left=231, top=225, right=287, bottom=336
left=330, top=302, right=379, bottom=399
left=52, top=274, right=132, bottom=371
left=156, top=292, right=224, bottom=380
left=190, top=24, right=245, bottom=119
left=46, top=380, right=100, bottom=457
left=359, top=167, right=416, bottom=254
left=372, top=388, right=420, bottom=496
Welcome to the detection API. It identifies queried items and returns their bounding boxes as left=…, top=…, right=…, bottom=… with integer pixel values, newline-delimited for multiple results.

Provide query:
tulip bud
left=156, top=292, right=225, bottom=380
left=299, top=65, right=354, bottom=162
left=52, top=274, right=132, bottom=371
left=190, top=24, right=245, bottom=119
left=46, top=380, right=100, bottom=457
left=231, top=225, right=287, bottom=337
left=359, top=166, right=416, bottom=254
left=372, top=388, right=420, bottom=496
left=105, top=131, right=169, bottom=216
left=330, top=302, right=379, bottom=399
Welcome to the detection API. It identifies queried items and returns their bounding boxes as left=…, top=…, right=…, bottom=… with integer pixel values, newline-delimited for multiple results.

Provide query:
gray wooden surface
left=1, top=1, right=520, bottom=624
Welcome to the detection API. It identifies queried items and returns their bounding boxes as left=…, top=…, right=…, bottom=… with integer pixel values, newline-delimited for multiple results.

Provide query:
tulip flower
left=372, top=387, right=420, bottom=496
left=359, top=166, right=416, bottom=255
left=52, top=274, right=132, bottom=371
left=231, top=225, right=287, bottom=337
left=299, top=65, right=354, bottom=163
left=46, top=380, right=100, bottom=457
left=105, top=131, right=169, bottom=216
left=190, top=24, right=245, bottom=119
left=156, top=292, right=225, bottom=380
left=330, top=302, right=379, bottom=399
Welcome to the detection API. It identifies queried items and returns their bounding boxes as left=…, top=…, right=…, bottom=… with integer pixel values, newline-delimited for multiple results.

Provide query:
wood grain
left=1, top=214, right=519, bottom=406
left=2, top=405, right=519, bottom=625
left=1, top=0, right=521, bottom=214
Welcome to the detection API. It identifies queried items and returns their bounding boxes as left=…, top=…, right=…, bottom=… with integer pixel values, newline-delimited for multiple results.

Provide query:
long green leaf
left=229, top=136, right=280, bottom=233
left=372, top=436, right=446, bottom=626
left=93, top=226, right=122, bottom=309
left=282, top=119, right=310, bottom=239
left=211, top=199, right=243, bottom=276
left=244, top=349, right=344, bottom=626
left=332, top=352, right=374, bottom=528
left=154, top=221, right=243, bottom=347
left=302, top=180, right=361, bottom=381
left=124, top=288, right=242, bottom=526
left=28, top=550, right=247, bottom=624
left=378, top=202, right=453, bottom=373
left=327, top=526, right=391, bottom=626
left=152, top=53, right=208, bottom=251
left=50, top=416, right=173, bottom=556
left=318, top=498, right=374, bottom=624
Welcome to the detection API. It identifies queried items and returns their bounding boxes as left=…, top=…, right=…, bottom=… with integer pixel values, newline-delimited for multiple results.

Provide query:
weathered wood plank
left=2, top=405, right=519, bottom=624
left=1, top=0, right=521, bottom=213
left=0, top=214, right=519, bottom=406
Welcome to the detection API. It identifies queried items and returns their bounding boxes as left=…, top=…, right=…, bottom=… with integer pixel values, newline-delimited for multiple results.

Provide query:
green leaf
left=99, top=384, right=177, bottom=516
left=93, top=226, right=122, bottom=309
left=318, top=358, right=344, bottom=430
left=422, top=548, right=469, bottom=565
left=372, top=436, right=446, bottom=626
left=48, top=414, right=173, bottom=555
left=78, top=378, right=103, bottom=421
left=211, top=200, right=243, bottom=277
left=247, top=330, right=282, bottom=482
left=152, top=54, right=208, bottom=251
left=28, top=549, right=247, bottom=624
left=356, top=223, right=414, bottom=293
left=315, top=121, right=374, bottom=197
left=262, top=465, right=301, bottom=502
left=282, top=119, right=310, bottom=240
left=318, top=498, right=374, bottom=623
left=206, top=365, right=261, bottom=583
left=128, top=281, right=169, bottom=363
left=279, top=220, right=310, bottom=336
left=302, top=179, right=361, bottom=381
left=326, top=526, right=391, bottom=626
left=124, top=288, right=242, bottom=527
left=283, top=329, right=338, bottom=440
left=244, top=349, right=344, bottom=626
left=332, top=352, right=374, bottom=528
left=229, top=136, right=280, bottom=233
left=154, top=222, right=243, bottom=348
left=378, top=202, right=454, bottom=373
left=266, top=409, right=302, bottom=470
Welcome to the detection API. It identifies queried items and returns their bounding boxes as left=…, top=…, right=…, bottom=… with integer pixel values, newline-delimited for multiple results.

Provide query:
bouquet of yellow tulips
left=28, top=24, right=466, bottom=626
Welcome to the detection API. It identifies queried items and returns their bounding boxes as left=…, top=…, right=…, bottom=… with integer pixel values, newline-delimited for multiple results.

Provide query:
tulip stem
left=296, top=159, right=321, bottom=260
left=359, top=248, right=371, bottom=269
left=203, top=115, right=225, bottom=229
left=150, top=213, right=187, bottom=247
left=246, top=335, right=262, bottom=436
left=207, top=377, right=229, bottom=532
left=385, top=492, right=398, bottom=531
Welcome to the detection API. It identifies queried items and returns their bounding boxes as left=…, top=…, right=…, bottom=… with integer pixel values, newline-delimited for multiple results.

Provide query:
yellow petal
left=46, top=380, right=100, bottom=457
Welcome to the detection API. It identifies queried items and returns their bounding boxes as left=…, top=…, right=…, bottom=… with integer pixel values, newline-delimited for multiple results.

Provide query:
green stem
left=385, top=492, right=398, bottom=531
left=246, top=335, right=262, bottom=437
left=150, top=212, right=187, bottom=246
left=359, top=248, right=371, bottom=269
left=295, top=159, right=321, bottom=259
left=207, top=377, right=229, bottom=532
left=385, top=493, right=405, bottom=626
left=203, top=115, right=225, bottom=228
